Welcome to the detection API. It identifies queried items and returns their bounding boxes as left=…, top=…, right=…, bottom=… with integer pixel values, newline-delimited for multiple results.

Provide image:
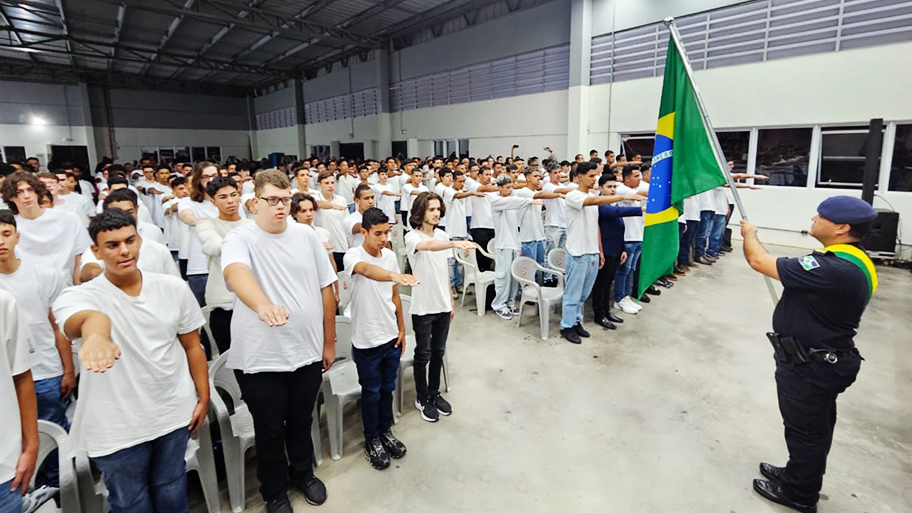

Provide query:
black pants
left=723, top=203, right=734, bottom=248
left=234, top=362, right=322, bottom=502
left=209, top=308, right=233, bottom=354
left=469, top=228, right=495, bottom=272
left=412, top=312, right=450, bottom=402
left=775, top=354, right=861, bottom=504
left=178, top=259, right=188, bottom=281
left=592, top=253, right=620, bottom=319
left=332, top=252, right=345, bottom=271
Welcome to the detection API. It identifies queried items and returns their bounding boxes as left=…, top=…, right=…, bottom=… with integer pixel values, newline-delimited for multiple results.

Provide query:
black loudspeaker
left=863, top=210, right=899, bottom=255
left=861, top=118, right=883, bottom=205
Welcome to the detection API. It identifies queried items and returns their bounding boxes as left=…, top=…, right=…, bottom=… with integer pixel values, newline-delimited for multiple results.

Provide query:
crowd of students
left=0, top=149, right=763, bottom=513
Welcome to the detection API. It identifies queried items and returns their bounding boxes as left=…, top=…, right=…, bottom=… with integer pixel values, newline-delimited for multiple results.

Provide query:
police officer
left=740, top=196, right=878, bottom=513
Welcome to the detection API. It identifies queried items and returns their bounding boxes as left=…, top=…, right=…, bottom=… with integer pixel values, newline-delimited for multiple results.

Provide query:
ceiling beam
left=108, top=3, right=126, bottom=72
left=0, top=4, right=37, bottom=63
left=139, top=0, right=195, bottom=76
left=53, top=0, right=75, bottom=66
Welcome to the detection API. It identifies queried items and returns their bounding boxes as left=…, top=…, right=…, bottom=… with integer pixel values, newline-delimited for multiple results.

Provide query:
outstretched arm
left=740, top=221, right=779, bottom=280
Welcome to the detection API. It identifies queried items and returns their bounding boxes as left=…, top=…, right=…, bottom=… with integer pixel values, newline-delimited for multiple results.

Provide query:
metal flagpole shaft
left=663, top=17, right=779, bottom=304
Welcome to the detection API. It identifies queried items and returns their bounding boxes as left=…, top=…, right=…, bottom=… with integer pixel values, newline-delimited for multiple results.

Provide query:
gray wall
left=88, top=87, right=250, bottom=130
left=302, top=59, right=382, bottom=103
left=254, top=85, right=297, bottom=114
left=0, top=81, right=85, bottom=126
left=590, top=0, right=748, bottom=36
left=390, top=0, right=572, bottom=81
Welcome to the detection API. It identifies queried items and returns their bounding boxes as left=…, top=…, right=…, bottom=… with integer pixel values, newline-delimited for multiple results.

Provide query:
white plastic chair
left=74, top=418, right=220, bottom=513
left=512, top=257, right=565, bottom=340
left=337, top=271, right=351, bottom=314
left=33, top=420, right=80, bottom=513
left=200, top=305, right=219, bottom=360
left=486, top=237, right=496, bottom=257
left=321, top=316, right=361, bottom=460
left=394, top=295, right=450, bottom=417
left=547, top=247, right=567, bottom=280
left=453, top=244, right=495, bottom=316
left=389, top=224, right=408, bottom=272
left=208, top=349, right=324, bottom=512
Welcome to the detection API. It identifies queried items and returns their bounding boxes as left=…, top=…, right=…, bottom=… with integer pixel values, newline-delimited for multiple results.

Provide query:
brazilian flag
left=636, top=34, right=727, bottom=298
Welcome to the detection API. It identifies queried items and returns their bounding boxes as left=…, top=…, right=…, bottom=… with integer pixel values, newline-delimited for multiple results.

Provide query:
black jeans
left=592, top=253, right=620, bottom=319
left=209, top=308, right=233, bottom=354
left=332, top=252, right=345, bottom=272
left=412, top=312, right=450, bottom=402
left=234, top=362, right=323, bottom=502
left=469, top=228, right=495, bottom=272
left=352, top=339, right=400, bottom=440
left=775, top=354, right=861, bottom=504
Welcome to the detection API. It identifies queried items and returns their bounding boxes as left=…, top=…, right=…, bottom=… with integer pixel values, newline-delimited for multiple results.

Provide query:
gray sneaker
left=22, top=485, right=58, bottom=513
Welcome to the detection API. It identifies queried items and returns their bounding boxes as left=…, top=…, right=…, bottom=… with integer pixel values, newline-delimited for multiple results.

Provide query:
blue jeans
left=185, top=274, right=211, bottom=358
left=34, top=376, right=70, bottom=489
left=695, top=210, right=714, bottom=257
left=91, top=427, right=190, bottom=513
left=352, top=339, right=401, bottom=440
left=448, top=237, right=466, bottom=289
left=678, top=220, right=699, bottom=265
left=614, top=242, right=642, bottom=303
left=561, top=253, right=598, bottom=329
left=492, top=248, right=519, bottom=312
left=707, top=214, right=727, bottom=256
left=521, top=240, right=546, bottom=282
left=0, top=480, right=21, bottom=513
left=544, top=226, right=566, bottom=255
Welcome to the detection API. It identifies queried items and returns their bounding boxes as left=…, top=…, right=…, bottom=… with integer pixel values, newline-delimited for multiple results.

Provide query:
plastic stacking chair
left=453, top=244, right=495, bottom=316
left=33, top=420, right=80, bottom=513
left=394, top=296, right=450, bottom=417
left=512, top=257, right=565, bottom=340
left=390, top=224, right=408, bottom=272
left=486, top=238, right=496, bottom=258
left=200, top=305, right=219, bottom=360
left=337, top=271, right=351, bottom=314
left=547, top=247, right=567, bottom=280
left=321, top=316, right=361, bottom=460
left=208, top=350, right=324, bottom=512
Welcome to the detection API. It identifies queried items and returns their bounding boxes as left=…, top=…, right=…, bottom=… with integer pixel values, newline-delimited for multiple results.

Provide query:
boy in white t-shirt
left=314, top=170, right=350, bottom=271
left=404, top=192, right=475, bottom=423
left=222, top=171, right=336, bottom=512
left=489, top=175, right=540, bottom=320
left=372, top=169, right=401, bottom=224
left=52, top=209, right=209, bottom=513
left=343, top=185, right=375, bottom=250
left=343, top=208, right=415, bottom=471
left=0, top=211, right=72, bottom=499
left=0, top=289, right=39, bottom=512
left=401, top=167, right=428, bottom=231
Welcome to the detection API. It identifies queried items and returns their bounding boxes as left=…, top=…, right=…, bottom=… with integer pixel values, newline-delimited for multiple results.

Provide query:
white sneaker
left=23, top=485, right=58, bottom=513
left=615, top=298, right=638, bottom=314
left=628, top=296, right=644, bottom=311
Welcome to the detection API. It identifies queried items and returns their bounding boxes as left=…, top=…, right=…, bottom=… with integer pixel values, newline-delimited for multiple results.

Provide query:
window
left=206, top=147, right=222, bottom=163
left=191, top=147, right=206, bottom=162
left=312, top=145, right=331, bottom=160
left=158, top=147, right=175, bottom=163
left=889, top=124, right=912, bottom=192
left=175, top=147, right=190, bottom=163
left=817, top=126, right=881, bottom=189
left=755, top=128, right=812, bottom=187
left=458, top=139, right=470, bottom=159
left=141, top=147, right=160, bottom=163
left=716, top=131, right=750, bottom=174
left=620, top=134, right=655, bottom=161
left=391, top=141, right=408, bottom=160
left=1, top=146, right=26, bottom=163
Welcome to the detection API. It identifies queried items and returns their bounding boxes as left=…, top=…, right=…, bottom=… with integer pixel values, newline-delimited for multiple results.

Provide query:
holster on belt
left=766, top=332, right=809, bottom=364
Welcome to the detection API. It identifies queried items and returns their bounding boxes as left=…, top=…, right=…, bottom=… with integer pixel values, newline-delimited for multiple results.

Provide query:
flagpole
left=663, top=17, right=779, bottom=304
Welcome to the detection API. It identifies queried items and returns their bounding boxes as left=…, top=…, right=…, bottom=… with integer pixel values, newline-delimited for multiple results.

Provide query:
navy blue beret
left=817, top=196, right=877, bottom=224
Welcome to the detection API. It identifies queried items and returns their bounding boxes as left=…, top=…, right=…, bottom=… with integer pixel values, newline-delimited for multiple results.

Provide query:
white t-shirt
left=401, top=183, right=428, bottom=213
left=490, top=194, right=530, bottom=250
left=221, top=222, right=337, bottom=373
left=712, top=186, right=729, bottom=215
left=139, top=221, right=165, bottom=244
left=59, top=192, right=94, bottom=219
left=514, top=188, right=546, bottom=242
left=177, top=198, right=218, bottom=275
left=616, top=183, right=644, bottom=242
left=52, top=273, right=205, bottom=457
left=404, top=229, right=452, bottom=315
left=681, top=196, right=702, bottom=222
left=695, top=190, right=715, bottom=212
left=463, top=177, right=478, bottom=217
left=312, top=225, right=333, bottom=253
left=564, top=189, right=600, bottom=256
left=344, top=211, right=364, bottom=249
left=15, top=208, right=91, bottom=285
left=163, top=198, right=184, bottom=252
left=80, top=237, right=180, bottom=279
left=0, top=262, right=66, bottom=380
left=467, top=183, right=494, bottom=230
left=372, top=183, right=397, bottom=224
left=343, top=246, right=401, bottom=349
left=314, top=192, right=348, bottom=253
left=55, top=200, right=89, bottom=227
left=541, top=182, right=567, bottom=228
left=0, top=289, right=38, bottom=484
left=444, top=191, right=468, bottom=239
left=337, top=174, right=358, bottom=205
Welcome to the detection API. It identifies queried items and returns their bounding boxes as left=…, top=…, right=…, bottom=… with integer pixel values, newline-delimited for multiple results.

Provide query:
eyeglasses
left=258, top=196, right=292, bottom=206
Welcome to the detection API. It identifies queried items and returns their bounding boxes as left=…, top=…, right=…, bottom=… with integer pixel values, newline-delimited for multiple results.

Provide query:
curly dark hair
left=409, top=191, right=445, bottom=229
left=0, top=171, right=48, bottom=214
left=88, top=208, right=137, bottom=244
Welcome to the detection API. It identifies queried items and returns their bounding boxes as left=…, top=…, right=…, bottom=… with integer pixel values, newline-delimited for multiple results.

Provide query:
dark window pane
left=716, top=131, right=750, bottom=174
left=621, top=135, right=655, bottom=160
left=817, top=130, right=877, bottom=189
left=191, top=147, right=206, bottom=162
left=141, top=147, right=159, bottom=164
left=175, top=147, right=190, bottom=163
left=756, top=128, right=812, bottom=186
left=889, top=124, right=912, bottom=192
left=3, top=146, right=26, bottom=163
left=206, top=147, right=221, bottom=163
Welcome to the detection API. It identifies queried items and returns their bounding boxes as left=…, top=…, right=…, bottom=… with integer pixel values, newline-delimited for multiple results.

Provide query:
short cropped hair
left=317, top=170, right=334, bottom=184
left=496, top=174, right=513, bottom=186
left=849, top=221, right=873, bottom=241
left=103, top=188, right=139, bottom=209
left=0, top=209, right=16, bottom=228
left=254, top=169, right=290, bottom=196
left=354, top=184, right=373, bottom=199
left=621, top=166, right=640, bottom=179
left=170, top=176, right=188, bottom=188
left=598, top=174, right=617, bottom=187
left=207, top=176, right=238, bottom=198
left=88, top=208, right=136, bottom=244
left=361, top=207, right=388, bottom=231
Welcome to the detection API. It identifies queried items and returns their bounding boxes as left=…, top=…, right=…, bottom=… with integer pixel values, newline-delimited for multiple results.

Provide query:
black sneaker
left=560, top=328, right=581, bottom=344
left=365, top=437, right=390, bottom=470
left=415, top=398, right=439, bottom=422
left=433, top=393, right=452, bottom=416
left=289, top=473, right=326, bottom=506
left=574, top=323, right=590, bottom=338
left=379, top=431, right=407, bottom=459
left=266, top=493, right=294, bottom=513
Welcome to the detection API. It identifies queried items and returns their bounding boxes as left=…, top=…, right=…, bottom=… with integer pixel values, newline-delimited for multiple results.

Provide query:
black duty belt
left=766, top=332, right=863, bottom=364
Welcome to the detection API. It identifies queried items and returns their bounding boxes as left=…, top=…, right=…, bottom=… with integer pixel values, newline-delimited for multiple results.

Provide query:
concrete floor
left=191, top=242, right=912, bottom=513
